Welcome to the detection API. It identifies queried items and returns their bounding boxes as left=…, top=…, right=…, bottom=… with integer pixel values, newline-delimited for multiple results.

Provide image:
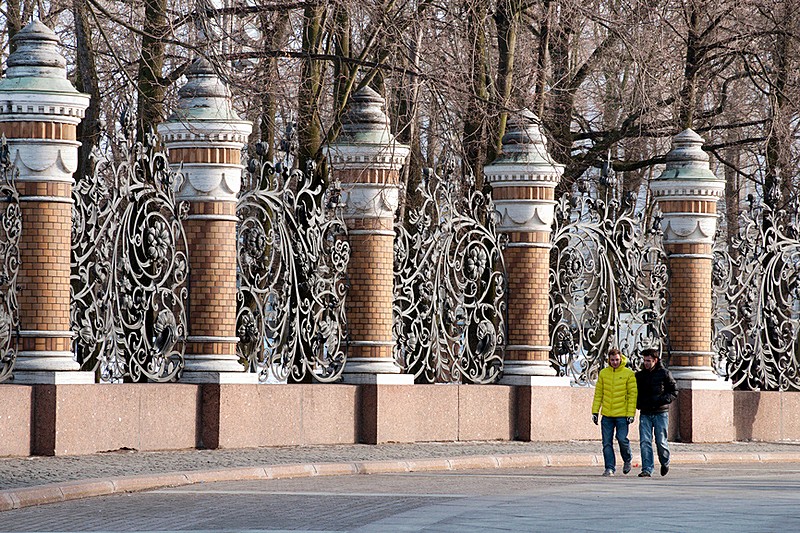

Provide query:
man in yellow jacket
left=592, top=347, right=638, bottom=476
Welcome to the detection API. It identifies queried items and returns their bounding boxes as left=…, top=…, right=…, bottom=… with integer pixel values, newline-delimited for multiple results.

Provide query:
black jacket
left=635, top=362, right=677, bottom=414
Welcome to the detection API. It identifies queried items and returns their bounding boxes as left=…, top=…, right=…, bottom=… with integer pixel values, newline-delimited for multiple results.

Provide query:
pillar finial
left=484, top=109, right=563, bottom=234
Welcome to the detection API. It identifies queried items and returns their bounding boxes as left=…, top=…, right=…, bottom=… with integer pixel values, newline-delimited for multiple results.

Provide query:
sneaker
left=661, top=464, right=669, bottom=476
left=602, top=469, right=614, bottom=477
left=638, top=471, right=651, bottom=477
left=623, top=462, right=632, bottom=475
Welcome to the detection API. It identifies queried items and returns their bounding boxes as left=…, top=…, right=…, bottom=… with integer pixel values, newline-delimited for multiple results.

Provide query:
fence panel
left=0, top=139, right=21, bottom=384
left=393, top=169, right=506, bottom=384
left=549, top=185, right=669, bottom=385
left=236, top=147, right=350, bottom=383
left=713, top=195, right=800, bottom=390
left=71, top=129, right=188, bottom=382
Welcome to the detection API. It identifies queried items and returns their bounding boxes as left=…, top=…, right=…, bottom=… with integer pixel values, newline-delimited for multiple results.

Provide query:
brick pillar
left=0, top=22, right=92, bottom=384
left=652, top=129, right=732, bottom=442
left=652, top=129, right=726, bottom=385
left=485, top=110, right=568, bottom=386
left=158, top=58, right=255, bottom=383
left=326, top=87, right=411, bottom=384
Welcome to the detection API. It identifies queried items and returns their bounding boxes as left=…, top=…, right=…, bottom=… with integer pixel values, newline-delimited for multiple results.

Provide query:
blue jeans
left=639, top=412, right=670, bottom=474
left=601, top=416, right=632, bottom=472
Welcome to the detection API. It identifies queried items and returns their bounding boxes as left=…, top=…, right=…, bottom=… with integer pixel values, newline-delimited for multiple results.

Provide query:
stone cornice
left=486, top=171, right=561, bottom=186
left=326, top=142, right=410, bottom=172
left=0, top=92, right=89, bottom=125
left=651, top=179, right=725, bottom=201
left=158, top=121, right=251, bottom=147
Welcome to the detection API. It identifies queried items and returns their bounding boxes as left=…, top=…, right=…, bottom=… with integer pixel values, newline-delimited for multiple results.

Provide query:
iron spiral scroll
left=0, top=138, right=21, bottom=383
left=393, top=167, right=506, bottom=384
left=71, top=128, right=189, bottom=382
left=712, top=193, right=800, bottom=390
left=236, top=144, right=350, bottom=383
left=549, top=186, right=670, bottom=385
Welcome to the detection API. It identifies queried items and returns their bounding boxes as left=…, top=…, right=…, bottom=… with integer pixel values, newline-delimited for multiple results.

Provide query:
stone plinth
left=358, top=384, right=515, bottom=444
left=32, top=384, right=200, bottom=455
left=676, top=385, right=735, bottom=442
left=0, top=384, right=33, bottom=456
left=200, top=384, right=358, bottom=449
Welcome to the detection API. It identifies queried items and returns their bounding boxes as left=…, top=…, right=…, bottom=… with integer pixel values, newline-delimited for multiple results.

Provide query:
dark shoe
left=623, top=462, right=632, bottom=475
left=661, top=464, right=669, bottom=476
left=638, top=471, right=651, bottom=477
left=602, top=469, right=614, bottom=477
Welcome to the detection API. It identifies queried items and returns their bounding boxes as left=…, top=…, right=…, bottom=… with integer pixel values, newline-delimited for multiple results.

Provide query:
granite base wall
left=3, top=384, right=800, bottom=456
left=31, top=384, right=201, bottom=456
left=0, top=384, right=33, bottom=456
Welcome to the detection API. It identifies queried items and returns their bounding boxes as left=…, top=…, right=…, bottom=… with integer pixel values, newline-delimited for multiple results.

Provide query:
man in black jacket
left=636, top=348, right=677, bottom=477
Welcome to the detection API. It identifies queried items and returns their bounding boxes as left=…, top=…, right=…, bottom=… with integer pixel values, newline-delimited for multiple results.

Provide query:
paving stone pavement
left=3, top=463, right=800, bottom=531
left=3, top=439, right=800, bottom=490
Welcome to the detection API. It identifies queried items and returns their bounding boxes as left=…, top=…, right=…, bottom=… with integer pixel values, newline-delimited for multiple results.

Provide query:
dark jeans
left=601, top=416, right=632, bottom=472
left=639, top=412, right=670, bottom=474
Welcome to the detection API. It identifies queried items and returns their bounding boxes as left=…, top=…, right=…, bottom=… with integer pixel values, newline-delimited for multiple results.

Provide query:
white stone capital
left=495, top=199, right=556, bottom=233
left=341, top=183, right=400, bottom=219
left=172, top=163, right=243, bottom=201
left=660, top=212, right=720, bottom=245
left=8, top=139, right=80, bottom=182
left=158, top=121, right=252, bottom=148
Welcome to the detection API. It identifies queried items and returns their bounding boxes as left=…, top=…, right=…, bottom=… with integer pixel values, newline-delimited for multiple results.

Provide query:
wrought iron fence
left=549, top=182, right=670, bottom=385
left=236, top=145, right=350, bottom=383
left=71, top=128, right=189, bottom=382
left=0, top=138, right=21, bottom=384
left=393, top=167, right=506, bottom=384
left=712, top=193, right=800, bottom=390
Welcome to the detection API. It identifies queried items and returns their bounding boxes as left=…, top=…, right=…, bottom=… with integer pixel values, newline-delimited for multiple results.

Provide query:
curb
left=3, top=451, right=800, bottom=512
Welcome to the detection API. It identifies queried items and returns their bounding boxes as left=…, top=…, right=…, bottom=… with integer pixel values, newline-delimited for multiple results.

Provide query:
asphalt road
left=3, top=463, right=800, bottom=532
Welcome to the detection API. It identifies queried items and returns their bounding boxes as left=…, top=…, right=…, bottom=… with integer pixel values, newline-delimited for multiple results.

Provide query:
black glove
left=592, top=413, right=599, bottom=425
left=626, top=417, right=635, bottom=424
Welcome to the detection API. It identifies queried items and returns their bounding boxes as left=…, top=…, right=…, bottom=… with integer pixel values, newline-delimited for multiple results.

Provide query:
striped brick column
left=484, top=110, right=568, bottom=385
left=651, top=129, right=726, bottom=386
left=158, top=58, right=254, bottom=383
left=0, top=21, right=91, bottom=384
left=326, top=87, right=411, bottom=384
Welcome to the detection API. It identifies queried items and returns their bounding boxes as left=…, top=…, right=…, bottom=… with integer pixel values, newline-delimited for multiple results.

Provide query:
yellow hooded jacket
left=591, top=354, right=637, bottom=418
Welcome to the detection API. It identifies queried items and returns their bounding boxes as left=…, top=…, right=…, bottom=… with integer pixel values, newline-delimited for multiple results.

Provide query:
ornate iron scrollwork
left=0, top=138, right=21, bottom=384
left=393, top=167, right=506, bottom=384
left=236, top=145, right=349, bottom=383
left=712, top=194, right=800, bottom=390
left=71, top=128, right=189, bottom=382
left=549, top=185, right=669, bottom=385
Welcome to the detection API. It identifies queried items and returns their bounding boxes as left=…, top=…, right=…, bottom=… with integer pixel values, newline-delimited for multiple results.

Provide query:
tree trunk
left=73, top=0, right=102, bottom=181
left=533, top=0, right=552, bottom=118
left=462, top=0, right=491, bottom=187
left=332, top=4, right=352, bottom=114
left=490, top=0, right=522, bottom=163
left=297, top=0, right=326, bottom=173
left=764, top=6, right=791, bottom=210
left=136, top=0, right=168, bottom=140
left=259, top=10, right=290, bottom=161
left=679, top=3, right=701, bottom=130
left=547, top=6, right=576, bottom=193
